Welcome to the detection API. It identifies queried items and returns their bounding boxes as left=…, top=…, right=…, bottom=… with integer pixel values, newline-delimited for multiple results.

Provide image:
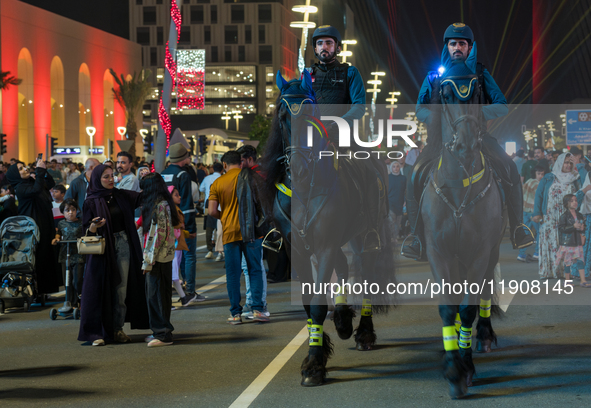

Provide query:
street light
left=367, top=70, right=385, bottom=141
left=221, top=112, right=231, bottom=130
left=339, top=39, right=357, bottom=64
left=291, top=0, right=318, bottom=75
left=386, top=90, right=401, bottom=119
left=117, top=126, right=126, bottom=140
left=86, top=126, right=96, bottom=154
left=233, top=111, right=243, bottom=131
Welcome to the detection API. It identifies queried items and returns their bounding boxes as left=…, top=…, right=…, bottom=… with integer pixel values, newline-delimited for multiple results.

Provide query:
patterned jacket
left=141, top=199, right=175, bottom=271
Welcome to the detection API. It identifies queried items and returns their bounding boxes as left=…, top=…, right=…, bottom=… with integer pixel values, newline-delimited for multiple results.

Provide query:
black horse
left=260, top=71, right=396, bottom=386
left=416, top=67, right=506, bottom=398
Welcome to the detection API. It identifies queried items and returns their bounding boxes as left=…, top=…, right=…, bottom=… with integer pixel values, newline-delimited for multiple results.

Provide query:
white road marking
left=229, top=325, right=309, bottom=408
left=197, top=275, right=226, bottom=293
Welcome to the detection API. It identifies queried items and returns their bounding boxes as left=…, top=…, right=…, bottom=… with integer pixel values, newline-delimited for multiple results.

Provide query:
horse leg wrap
left=454, top=313, right=461, bottom=332
left=307, top=319, right=313, bottom=335
left=334, top=285, right=347, bottom=306
left=479, top=299, right=491, bottom=318
left=361, top=298, right=372, bottom=317
left=459, top=326, right=472, bottom=349
left=443, top=325, right=459, bottom=351
left=309, top=324, right=323, bottom=347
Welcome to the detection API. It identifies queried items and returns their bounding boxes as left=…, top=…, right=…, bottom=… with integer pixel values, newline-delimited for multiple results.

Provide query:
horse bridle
left=277, top=95, right=316, bottom=177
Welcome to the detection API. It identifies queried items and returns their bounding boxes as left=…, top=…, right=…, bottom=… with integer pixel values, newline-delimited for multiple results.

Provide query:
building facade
left=0, top=0, right=142, bottom=163
left=129, top=0, right=300, bottom=134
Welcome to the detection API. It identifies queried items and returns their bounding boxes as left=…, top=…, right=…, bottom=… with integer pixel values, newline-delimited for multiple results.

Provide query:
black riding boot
left=400, top=178, right=425, bottom=260
left=483, top=136, right=534, bottom=250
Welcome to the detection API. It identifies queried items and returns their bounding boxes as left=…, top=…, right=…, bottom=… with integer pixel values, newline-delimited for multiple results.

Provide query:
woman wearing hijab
left=5, top=159, right=59, bottom=295
left=534, top=153, right=583, bottom=279
left=78, top=164, right=148, bottom=346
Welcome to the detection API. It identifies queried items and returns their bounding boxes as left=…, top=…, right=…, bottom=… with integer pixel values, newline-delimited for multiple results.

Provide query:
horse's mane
left=259, top=93, right=287, bottom=215
left=425, top=77, right=443, bottom=152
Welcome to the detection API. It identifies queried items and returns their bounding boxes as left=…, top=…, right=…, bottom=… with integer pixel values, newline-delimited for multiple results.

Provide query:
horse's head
left=274, top=70, right=320, bottom=183
left=438, top=61, right=484, bottom=158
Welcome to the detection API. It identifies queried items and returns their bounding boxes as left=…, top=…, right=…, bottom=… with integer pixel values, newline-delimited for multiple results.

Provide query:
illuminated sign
left=176, top=49, right=205, bottom=110
left=88, top=147, right=104, bottom=155
left=55, top=147, right=81, bottom=155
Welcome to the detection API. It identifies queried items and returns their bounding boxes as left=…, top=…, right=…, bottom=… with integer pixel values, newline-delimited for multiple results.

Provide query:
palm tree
left=0, top=71, right=22, bottom=90
left=109, top=69, right=152, bottom=157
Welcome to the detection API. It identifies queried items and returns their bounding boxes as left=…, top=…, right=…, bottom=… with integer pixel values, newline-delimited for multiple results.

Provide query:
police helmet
left=312, top=25, right=342, bottom=48
left=443, top=23, right=474, bottom=44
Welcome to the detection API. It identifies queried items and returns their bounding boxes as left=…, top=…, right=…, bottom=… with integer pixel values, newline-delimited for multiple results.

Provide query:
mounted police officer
left=307, top=25, right=382, bottom=250
left=401, top=23, right=534, bottom=260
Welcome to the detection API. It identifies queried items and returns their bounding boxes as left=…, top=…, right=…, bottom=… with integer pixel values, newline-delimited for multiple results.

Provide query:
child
left=168, top=185, right=201, bottom=307
left=555, top=194, right=590, bottom=287
left=51, top=198, right=85, bottom=307
left=0, top=183, right=18, bottom=225
left=139, top=173, right=179, bottom=347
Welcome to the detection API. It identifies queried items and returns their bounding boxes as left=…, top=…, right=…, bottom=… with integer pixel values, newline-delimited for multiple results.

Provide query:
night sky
left=20, top=0, right=591, bottom=106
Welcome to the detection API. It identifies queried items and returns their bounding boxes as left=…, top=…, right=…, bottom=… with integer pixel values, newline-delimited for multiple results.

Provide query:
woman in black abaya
left=5, top=160, right=59, bottom=295
left=78, top=164, right=148, bottom=346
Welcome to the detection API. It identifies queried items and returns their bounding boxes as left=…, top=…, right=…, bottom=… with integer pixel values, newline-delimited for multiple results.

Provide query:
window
left=183, top=0, right=191, bottom=4
left=211, top=5, right=217, bottom=24
left=259, top=45, right=272, bottom=64
left=231, top=5, right=245, bottom=23
left=197, top=0, right=210, bottom=3
left=211, top=46, right=218, bottom=62
left=225, top=46, right=232, bottom=62
left=143, top=6, right=157, bottom=25
left=225, top=26, right=238, bottom=44
left=136, top=0, right=142, bottom=4
left=258, top=4, right=272, bottom=23
left=190, top=5, right=204, bottom=24
left=204, top=26, right=211, bottom=44
left=156, top=0, right=163, bottom=4
left=150, top=47, right=158, bottom=66
left=179, top=26, right=191, bottom=44
left=245, top=25, right=251, bottom=44
left=238, top=46, right=245, bottom=62
left=136, top=27, right=150, bottom=45
left=258, top=25, right=265, bottom=44
left=157, top=27, right=163, bottom=45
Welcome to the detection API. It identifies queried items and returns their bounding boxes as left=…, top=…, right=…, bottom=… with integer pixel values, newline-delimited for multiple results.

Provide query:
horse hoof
left=356, top=342, right=372, bottom=351
left=449, top=379, right=468, bottom=399
left=466, top=370, right=474, bottom=387
left=476, top=339, right=492, bottom=353
left=333, top=305, right=355, bottom=340
left=301, top=374, right=325, bottom=387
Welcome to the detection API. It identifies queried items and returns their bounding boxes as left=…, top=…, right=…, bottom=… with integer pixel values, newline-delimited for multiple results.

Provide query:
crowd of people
left=386, top=143, right=591, bottom=288
left=0, top=143, right=289, bottom=347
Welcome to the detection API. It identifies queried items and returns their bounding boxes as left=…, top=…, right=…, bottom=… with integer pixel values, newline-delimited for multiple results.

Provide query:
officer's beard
left=316, top=49, right=337, bottom=64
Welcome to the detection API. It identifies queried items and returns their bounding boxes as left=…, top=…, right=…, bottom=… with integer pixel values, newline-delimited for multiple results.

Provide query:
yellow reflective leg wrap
left=459, top=326, right=472, bottom=349
left=334, top=285, right=347, bottom=305
left=480, top=299, right=492, bottom=318
left=361, top=298, right=372, bottom=317
left=454, top=313, right=461, bottom=332
left=309, top=324, right=323, bottom=346
left=307, top=319, right=312, bottom=335
left=443, top=326, right=459, bottom=351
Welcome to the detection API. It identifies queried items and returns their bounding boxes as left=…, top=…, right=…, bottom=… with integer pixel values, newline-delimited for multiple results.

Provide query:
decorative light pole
left=367, top=70, right=385, bottom=141
left=386, top=90, right=400, bottom=119
left=233, top=111, right=243, bottom=131
left=221, top=112, right=231, bottom=130
left=86, top=126, right=96, bottom=155
left=291, top=1, right=318, bottom=75
left=155, top=0, right=182, bottom=172
left=339, top=39, right=357, bottom=64
left=117, top=126, right=126, bottom=140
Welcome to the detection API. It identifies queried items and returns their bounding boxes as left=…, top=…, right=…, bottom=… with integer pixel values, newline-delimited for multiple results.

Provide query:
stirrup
left=512, top=223, right=535, bottom=249
left=262, top=228, right=283, bottom=253
left=362, top=229, right=381, bottom=252
left=400, top=234, right=423, bottom=260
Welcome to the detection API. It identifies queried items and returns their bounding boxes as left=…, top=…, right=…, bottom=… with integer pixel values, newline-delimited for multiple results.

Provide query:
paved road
left=1, top=233, right=591, bottom=407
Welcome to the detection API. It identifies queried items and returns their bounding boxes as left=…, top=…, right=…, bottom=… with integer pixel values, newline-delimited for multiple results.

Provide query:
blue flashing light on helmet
left=438, top=66, right=446, bottom=76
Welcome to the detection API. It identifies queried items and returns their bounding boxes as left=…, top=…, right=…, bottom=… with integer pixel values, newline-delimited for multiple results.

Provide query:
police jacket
left=162, top=164, right=196, bottom=233
left=308, top=60, right=366, bottom=127
left=236, top=167, right=268, bottom=243
left=416, top=42, right=508, bottom=125
left=558, top=210, right=585, bottom=247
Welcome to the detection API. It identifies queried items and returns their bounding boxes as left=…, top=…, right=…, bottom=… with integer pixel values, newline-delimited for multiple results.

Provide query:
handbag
left=77, top=229, right=106, bottom=255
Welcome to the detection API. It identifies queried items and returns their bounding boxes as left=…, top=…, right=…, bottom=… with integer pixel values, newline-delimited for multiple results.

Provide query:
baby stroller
left=0, top=216, right=40, bottom=314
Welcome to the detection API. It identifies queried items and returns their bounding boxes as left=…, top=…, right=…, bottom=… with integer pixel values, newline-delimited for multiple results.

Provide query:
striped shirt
left=523, top=178, right=540, bottom=213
